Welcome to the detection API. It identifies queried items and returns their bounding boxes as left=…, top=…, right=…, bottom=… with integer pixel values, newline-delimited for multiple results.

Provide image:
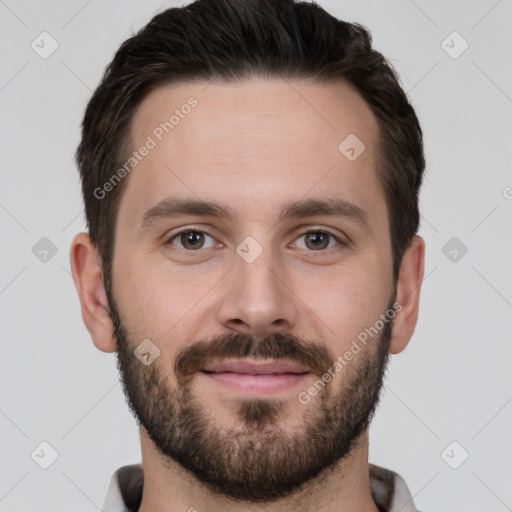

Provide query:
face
left=108, top=78, right=396, bottom=500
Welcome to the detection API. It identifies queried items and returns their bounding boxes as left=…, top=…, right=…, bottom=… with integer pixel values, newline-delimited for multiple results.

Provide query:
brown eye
left=294, top=230, right=340, bottom=251
left=168, top=230, right=215, bottom=250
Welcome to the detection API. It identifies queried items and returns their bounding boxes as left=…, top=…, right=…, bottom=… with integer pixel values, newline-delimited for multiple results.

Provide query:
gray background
left=1, top=0, right=511, bottom=510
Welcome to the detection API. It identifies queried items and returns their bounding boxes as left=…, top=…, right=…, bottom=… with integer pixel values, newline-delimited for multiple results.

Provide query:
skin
left=70, top=78, right=425, bottom=512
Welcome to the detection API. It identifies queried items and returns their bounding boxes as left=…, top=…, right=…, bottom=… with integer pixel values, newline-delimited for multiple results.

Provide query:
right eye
left=166, top=229, right=218, bottom=251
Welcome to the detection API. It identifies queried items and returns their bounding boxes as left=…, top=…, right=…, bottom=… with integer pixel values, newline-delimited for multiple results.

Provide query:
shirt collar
left=102, top=463, right=420, bottom=512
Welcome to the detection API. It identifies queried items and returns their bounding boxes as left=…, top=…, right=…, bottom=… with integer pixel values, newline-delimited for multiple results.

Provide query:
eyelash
left=165, top=228, right=344, bottom=253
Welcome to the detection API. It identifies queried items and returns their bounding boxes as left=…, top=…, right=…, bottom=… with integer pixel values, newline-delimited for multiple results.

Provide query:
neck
left=138, top=428, right=379, bottom=512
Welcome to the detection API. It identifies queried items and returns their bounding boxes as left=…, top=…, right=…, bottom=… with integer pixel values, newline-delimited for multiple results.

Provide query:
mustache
left=174, top=332, right=336, bottom=384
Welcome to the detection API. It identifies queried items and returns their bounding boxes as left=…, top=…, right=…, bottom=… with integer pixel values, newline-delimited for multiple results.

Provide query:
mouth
left=200, top=359, right=310, bottom=395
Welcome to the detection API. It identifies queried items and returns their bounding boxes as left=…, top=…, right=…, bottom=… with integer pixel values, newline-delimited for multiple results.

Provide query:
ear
left=69, top=232, right=116, bottom=353
left=389, top=235, right=425, bottom=354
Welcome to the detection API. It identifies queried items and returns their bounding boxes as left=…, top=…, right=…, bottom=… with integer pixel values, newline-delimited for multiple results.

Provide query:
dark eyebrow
left=278, top=198, right=369, bottom=228
left=140, top=198, right=235, bottom=227
left=140, top=197, right=369, bottom=230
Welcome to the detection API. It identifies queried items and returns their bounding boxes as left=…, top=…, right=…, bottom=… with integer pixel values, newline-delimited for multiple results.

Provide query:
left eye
left=168, top=230, right=217, bottom=250
left=293, top=230, right=340, bottom=251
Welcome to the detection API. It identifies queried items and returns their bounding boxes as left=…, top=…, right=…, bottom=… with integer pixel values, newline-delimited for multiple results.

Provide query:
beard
left=107, top=289, right=393, bottom=503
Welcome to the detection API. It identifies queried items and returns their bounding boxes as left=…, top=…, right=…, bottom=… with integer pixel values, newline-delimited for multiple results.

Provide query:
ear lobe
left=69, top=232, right=116, bottom=353
left=389, top=235, right=425, bottom=355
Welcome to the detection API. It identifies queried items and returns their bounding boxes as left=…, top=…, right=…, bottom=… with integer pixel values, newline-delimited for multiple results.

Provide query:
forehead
left=132, top=78, right=378, bottom=157
left=119, top=78, right=383, bottom=228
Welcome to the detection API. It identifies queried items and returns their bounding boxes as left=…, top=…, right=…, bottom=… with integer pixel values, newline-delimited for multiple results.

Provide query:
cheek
left=113, top=256, right=184, bottom=338
left=113, top=252, right=223, bottom=353
left=304, top=259, right=392, bottom=356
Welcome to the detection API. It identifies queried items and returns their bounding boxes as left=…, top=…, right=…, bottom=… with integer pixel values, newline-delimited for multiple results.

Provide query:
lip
left=201, top=359, right=310, bottom=394
left=203, top=360, right=308, bottom=375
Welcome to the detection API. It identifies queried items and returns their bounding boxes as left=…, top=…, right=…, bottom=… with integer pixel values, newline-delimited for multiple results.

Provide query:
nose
left=216, top=246, right=298, bottom=339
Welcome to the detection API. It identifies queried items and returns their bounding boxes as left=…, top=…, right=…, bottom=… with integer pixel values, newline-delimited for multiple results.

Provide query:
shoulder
left=369, top=463, right=421, bottom=512
left=102, top=464, right=144, bottom=512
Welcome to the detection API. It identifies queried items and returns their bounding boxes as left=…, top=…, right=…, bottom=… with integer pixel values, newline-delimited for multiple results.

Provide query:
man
left=70, top=0, right=425, bottom=510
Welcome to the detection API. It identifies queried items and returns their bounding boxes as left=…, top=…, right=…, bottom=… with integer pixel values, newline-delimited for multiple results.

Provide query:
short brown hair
left=76, top=0, right=425, bottom=292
